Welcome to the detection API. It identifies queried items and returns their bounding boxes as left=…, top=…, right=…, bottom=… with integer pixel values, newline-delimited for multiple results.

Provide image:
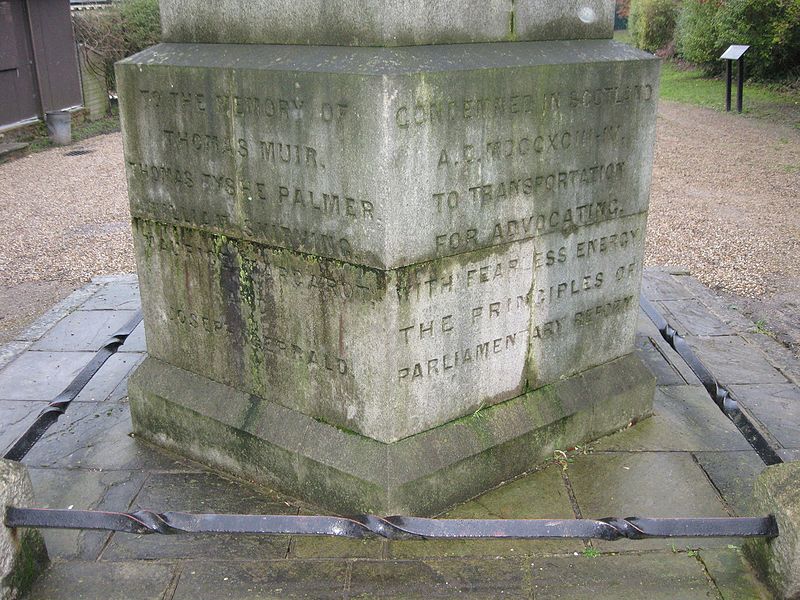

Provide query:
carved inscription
left=394, top=212, right=646, bottom=384
left=434, top=199, right=624, bottom=255
left=395, top=84, right=654, bottom=128
left=137, top=220, right=380, bottom=303
left=163, top=130, right=321, bottom=169
left=139, top=89, right=348, bottom=123
left=436, top=129, right=623, bottom=168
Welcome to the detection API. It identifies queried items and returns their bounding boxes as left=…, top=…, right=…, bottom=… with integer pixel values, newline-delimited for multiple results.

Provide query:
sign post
left=720, top=45, right=750, bottom=113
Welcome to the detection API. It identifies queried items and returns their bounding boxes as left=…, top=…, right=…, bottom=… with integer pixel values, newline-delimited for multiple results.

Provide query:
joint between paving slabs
left=160, top=563, right=183, bottom=600
left=96, top=470, right=151, bottom=562
left=559, top=467, right=595, bottom=553
left=694, top=553, right=726, bottom=600
left=343, top=560, right=354, bottom=597
left=689, top=452, right=739, bottom=518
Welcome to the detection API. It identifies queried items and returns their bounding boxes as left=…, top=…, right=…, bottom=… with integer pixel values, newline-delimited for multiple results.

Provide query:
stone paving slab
left=693, top=451, right=767, bottom=517
left=73, top=353, right=144, bottom=403
left=385, top=465, right=583, bottom=559
left=528, top=553, right=723, bottom=599
left=347, top=559, right=530, bottom=599
left=635, top=335, right=686, bottom=386
left=173, top=560, right=350, bottom=599
left=0, top=351, right=96, bottom=401
left=102, top=472, right=295, bottom=561
left=2, top=271, right=796, bottom=598
left=29, top=561, right=177, bottom=600
left=686, top=335, right=789, bottom=386
left=80, top=282, right=141, bottom=311
left=594, top=386, right=753, bottom=452
left=28, top=468, right=147, bottom=561
left=636, top=309, right=703, bottom=387
left=699, top=548, right=773, bottom=600
left=118, top=322, right=147, bottom=353
left=18, top=401, right=192, bottom=471
left=565, top=452, right=733, bottom=552
left=730, top=384, right=800, bottom=449
left=0, top=400, right=49, bottom=450
left=30, top=309, right=140, bottom=352
left=657, top=298, right=740, bottom=337
left=779, top=449, right=800, bottom=462
left=741, top=332, right=800, bottom=386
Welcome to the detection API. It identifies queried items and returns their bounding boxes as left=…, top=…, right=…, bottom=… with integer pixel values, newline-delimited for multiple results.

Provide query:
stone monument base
left=129, top=355, right=654, bottom=516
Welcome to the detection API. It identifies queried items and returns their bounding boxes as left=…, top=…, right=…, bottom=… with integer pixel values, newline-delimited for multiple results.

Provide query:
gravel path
left=0, top=133, right=133, bottom=286
left=645, top=101, right=800, bottom=299
left=0, top=101, right=798, bottom=346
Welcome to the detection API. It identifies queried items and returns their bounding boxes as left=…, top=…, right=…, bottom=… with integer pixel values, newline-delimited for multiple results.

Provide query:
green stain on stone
left=5, top=529, right=48, bottom=599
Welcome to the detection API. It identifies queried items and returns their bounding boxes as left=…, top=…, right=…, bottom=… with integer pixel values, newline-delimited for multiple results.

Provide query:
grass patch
left=614, top=29, right=800, bottom=127
left=660, top=62, right=800, bottom=126
left=26, top=110, right=120, bottom=153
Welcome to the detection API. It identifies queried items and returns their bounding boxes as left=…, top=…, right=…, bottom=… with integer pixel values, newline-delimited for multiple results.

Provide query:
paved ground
left=1, top=268, right=798, bottom=598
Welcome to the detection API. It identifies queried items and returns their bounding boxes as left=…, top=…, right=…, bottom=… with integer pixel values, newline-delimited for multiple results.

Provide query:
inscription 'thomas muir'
left=162, top=130, right=322, bottom=169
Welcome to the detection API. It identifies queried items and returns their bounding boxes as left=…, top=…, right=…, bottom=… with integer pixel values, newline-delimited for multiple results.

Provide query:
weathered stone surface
left=118, top=27, right=660, bottom=511
left=171, top=560, right=347, bottom=600
left=692, top=451, right=766, bottom=517
left=686, top=335, right=788, bottom=386
left=103, top=472, right=294, bottom=560
left=27, top=468, right=146, bottom=561
left=117, top=41, right=659, bottom=269
left=699, top=548, right=773, bottom=600
left=0, top=459, right=48, bottom=600
left=133, top=211, right=646, bottom=442
left=159, top=0, right=614, bottom=47
left=730, top=384, right=800, bottom=449
left=28, top=562, right=175, bottom=600
left=128, top=354, right=654, bottom=516
left=387, top=464, right=582, bottom=557
left=528, top=553, right=719, bottom=599
left=744, top=461, right=800, bottom=600
left=567, top=452, right=732, bottom=552
left=593, top=386, right=753, bottom=452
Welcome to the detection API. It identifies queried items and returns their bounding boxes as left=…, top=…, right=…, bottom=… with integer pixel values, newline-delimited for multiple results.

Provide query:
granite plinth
left=128, top=353, right=655, bottom=516
left=159, top=0, right=615, bottom=47
left=117, top=40, right=660, bottom=269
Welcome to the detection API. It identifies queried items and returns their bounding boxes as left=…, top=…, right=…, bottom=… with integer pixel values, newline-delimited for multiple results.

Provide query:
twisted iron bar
left=640, top=296, right=783, bottom=466
left=4, top=507, right=778, bottom=541
left=3, top=310, right=143, bottom=462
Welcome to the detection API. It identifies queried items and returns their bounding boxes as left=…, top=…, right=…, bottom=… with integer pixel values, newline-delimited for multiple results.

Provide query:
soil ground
left=0, top=101, right=798, bottom=354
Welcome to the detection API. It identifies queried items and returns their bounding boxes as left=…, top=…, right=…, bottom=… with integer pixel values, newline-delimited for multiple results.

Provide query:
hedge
left=629, top=0, right=680, bottom=52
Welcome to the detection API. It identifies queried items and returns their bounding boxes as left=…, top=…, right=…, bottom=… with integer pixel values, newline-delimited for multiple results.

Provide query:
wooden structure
left=0, top=0, right=82, bottom=131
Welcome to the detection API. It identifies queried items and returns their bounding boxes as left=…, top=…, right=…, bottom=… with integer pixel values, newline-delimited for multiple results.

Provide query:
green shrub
left=118, top=0, right=161, bottom=56
left=73, top=0, right=161, bottom=95
left=716, top=0, right=800, bottom=79
left=676, top=0, right=724, bottom=73
left=629, top=0, right=680, bottom=52
left=677, top=0, right=800, bottom=79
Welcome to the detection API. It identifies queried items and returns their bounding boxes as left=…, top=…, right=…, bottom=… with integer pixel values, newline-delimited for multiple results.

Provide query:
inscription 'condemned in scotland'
left=394, top=84, right=655, bottom=128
